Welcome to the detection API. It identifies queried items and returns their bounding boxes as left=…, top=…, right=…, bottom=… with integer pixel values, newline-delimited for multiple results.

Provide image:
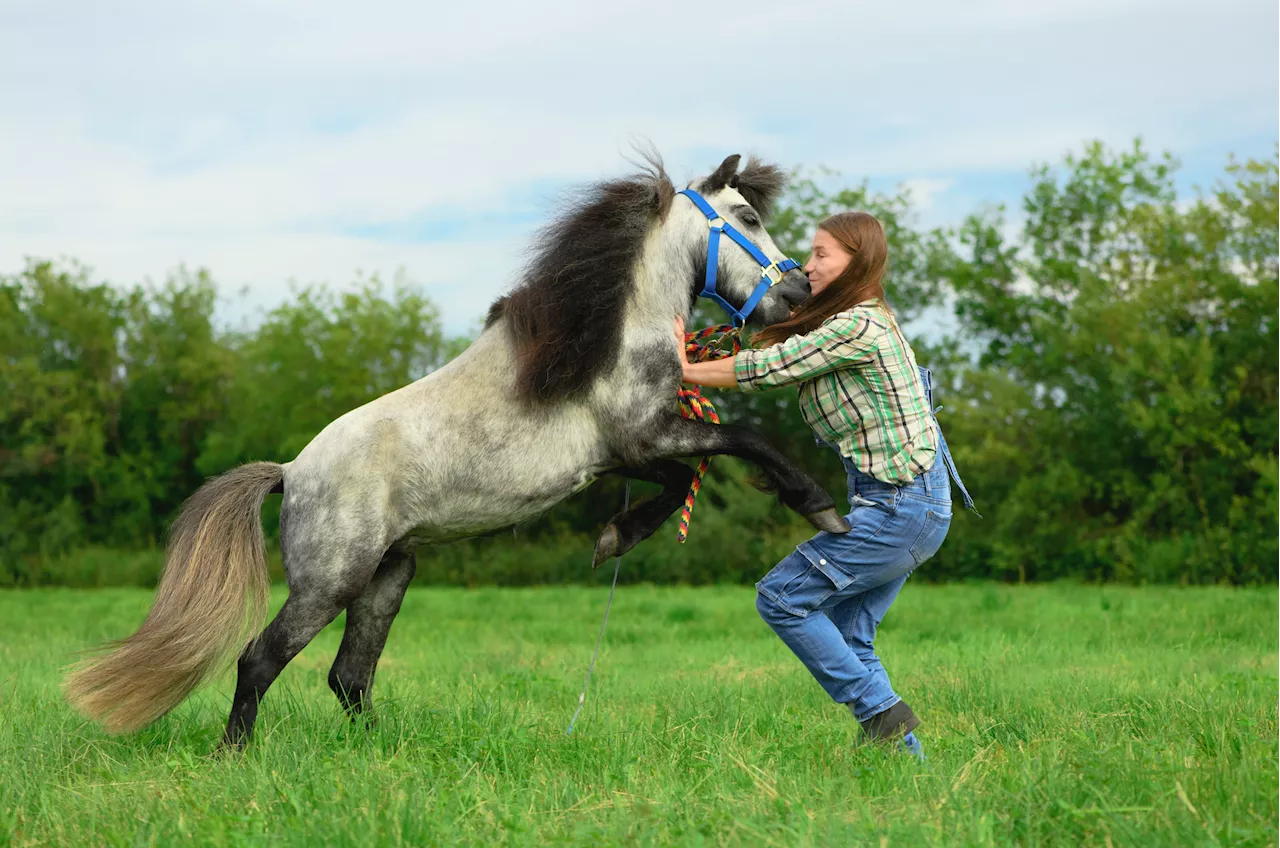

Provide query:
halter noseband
left=677, top=188, right=801, bottom=327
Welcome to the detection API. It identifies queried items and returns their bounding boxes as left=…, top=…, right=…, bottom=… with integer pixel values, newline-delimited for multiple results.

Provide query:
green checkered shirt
left=734, top=301, right=938, bottom=485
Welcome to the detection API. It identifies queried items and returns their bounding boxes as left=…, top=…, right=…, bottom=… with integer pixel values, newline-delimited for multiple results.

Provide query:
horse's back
left=280, top=325, right=608, bottom=554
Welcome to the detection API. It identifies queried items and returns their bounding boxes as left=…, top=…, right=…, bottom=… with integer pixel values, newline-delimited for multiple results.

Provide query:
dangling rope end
left=676, top=325, right=741, bottom=543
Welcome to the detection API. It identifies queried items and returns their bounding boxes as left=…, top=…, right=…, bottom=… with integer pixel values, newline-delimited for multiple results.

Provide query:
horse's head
left=670, top=154, right=811, bottom=326
left=488, top=150, right=813, bottom=403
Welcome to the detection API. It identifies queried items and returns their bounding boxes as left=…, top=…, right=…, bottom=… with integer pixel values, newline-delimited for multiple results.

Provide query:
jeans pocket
left=908, top=508, right=952, bottom=566
left=796, top=541, right=855, bottom=590
left=757, top=543, right=852, bottom=618
left=848, top=481, right=902, bottom=514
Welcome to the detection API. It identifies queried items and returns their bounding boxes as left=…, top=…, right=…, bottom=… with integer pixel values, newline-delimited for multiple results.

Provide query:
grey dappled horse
left=64, top=153, right=851, bottom=747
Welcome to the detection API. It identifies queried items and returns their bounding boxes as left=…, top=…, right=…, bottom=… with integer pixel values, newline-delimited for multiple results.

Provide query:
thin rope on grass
left=566, top=480, right=629, bottom=735
left=566, top=325, right=738, bottom=734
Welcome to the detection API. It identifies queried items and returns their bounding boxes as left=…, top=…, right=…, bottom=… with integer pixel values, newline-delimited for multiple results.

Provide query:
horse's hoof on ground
left=806, top=508, right=851, bottom=534
left=345, top=710, right=377, bottom=729
left=592, top=525, right=620, bottom=569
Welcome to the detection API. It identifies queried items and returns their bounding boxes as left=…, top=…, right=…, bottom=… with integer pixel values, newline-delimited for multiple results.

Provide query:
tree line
left=1, top=139, right=1275, bottom=586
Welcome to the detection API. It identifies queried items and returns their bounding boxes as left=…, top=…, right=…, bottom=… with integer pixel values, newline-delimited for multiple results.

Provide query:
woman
left=676, top=212, right=974, bottom=760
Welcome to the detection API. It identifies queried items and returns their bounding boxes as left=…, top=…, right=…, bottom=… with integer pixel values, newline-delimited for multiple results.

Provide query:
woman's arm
left=734, top=312, right=880, bottom=393
left=681, top=356, right=738, bottom=388
left=675, top=313, right=882, bottom=393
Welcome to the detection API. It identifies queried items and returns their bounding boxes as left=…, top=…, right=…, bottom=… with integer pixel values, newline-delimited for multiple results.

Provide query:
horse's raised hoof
left=805, top=508, right=851, bottom=534
left=592, top=524, right=620, bottom=569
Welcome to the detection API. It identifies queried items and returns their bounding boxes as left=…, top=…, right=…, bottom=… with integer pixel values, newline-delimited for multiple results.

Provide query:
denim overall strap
left=918, top=366, right=981, bottom=517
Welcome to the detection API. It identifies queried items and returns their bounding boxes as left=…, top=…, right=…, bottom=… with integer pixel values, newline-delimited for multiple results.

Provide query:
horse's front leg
left=592, top=459, right=696, bottom=568
left=621, top=414, right=851, bottom=539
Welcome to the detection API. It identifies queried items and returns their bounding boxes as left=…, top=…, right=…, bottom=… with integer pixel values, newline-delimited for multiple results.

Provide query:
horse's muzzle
left=776, top=269, right=812, bottom=307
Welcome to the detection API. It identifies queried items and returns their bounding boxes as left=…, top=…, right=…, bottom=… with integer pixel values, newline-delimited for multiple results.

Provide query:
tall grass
left=1, top=582, right=1275, bottom=845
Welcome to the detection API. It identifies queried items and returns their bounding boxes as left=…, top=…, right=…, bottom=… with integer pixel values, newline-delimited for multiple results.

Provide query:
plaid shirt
left=734, top=301, right=938, bottom=485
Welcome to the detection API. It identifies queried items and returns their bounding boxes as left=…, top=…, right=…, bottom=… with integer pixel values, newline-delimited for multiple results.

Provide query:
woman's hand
left=674, top=315, right=739, bottom=389
left=674, top=316, right=690, bottom=382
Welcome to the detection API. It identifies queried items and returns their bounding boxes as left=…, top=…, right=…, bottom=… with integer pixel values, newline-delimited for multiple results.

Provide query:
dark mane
left=735, top=157, right=787, bottom=220
left=484, top=154, right=675, bottom=404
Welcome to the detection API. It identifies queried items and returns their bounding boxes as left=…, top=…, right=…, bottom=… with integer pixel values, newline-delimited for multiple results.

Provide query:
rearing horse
left=64, top=152, right=851, bottom=747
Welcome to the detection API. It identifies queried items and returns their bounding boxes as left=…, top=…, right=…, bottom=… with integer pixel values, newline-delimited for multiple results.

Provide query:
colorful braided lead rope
left=675, top=324, right=742, bottom=542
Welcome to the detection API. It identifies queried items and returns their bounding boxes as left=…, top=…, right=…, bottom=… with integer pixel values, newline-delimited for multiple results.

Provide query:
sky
left=2, top=0, right=1276, bottom=337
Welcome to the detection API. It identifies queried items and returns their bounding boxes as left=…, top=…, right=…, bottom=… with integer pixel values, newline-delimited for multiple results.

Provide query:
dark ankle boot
left=860, top=700, right=921, bottom=742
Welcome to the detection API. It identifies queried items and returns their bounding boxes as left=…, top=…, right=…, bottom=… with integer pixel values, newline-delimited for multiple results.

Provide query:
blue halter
left=677, top=188, right=801, bottom=327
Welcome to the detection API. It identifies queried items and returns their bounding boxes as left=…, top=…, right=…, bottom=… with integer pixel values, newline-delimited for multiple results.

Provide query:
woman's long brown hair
left=753, top=211, right=889, bottom=348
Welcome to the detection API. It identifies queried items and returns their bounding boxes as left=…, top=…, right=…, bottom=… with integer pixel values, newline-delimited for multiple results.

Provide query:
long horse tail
left=64, top=462, right=284, bottom=733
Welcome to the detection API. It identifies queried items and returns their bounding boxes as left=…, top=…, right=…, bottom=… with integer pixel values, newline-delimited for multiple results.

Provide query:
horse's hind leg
left=328, top=550, right=417, bottom=719
left=221, top=549, right=383, bottom=749
left=221, top=590, right=346, bottom=749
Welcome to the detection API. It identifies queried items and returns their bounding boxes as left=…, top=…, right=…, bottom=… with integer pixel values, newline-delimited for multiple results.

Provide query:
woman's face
left=803, top=228, right=853, bottom=296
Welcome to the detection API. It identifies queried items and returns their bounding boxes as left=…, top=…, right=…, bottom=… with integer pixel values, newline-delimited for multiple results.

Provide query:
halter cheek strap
left=677, top=189, right=801, bottom=327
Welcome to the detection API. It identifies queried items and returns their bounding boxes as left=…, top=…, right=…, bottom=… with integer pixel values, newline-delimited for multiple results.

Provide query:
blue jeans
left=755, top=445, right=952, bottom=722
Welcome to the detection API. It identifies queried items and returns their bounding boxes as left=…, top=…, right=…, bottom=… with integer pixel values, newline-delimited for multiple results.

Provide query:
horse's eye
left=740, top=212, right=760, bottom=228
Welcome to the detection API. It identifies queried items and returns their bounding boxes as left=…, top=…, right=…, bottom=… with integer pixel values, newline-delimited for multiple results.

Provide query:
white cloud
left=899, top=178, right=955, bottom=213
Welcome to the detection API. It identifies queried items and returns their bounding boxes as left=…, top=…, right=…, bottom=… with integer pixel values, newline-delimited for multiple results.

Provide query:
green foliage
left=1, top=139, right=1275, bottom=586
left=199, top=275, right=457, bottom=475
left=0, top=263, right=234, bottom=567
left=0, top=267, right=463, bottom=581
left=936, top=140, right=1278, bottom=584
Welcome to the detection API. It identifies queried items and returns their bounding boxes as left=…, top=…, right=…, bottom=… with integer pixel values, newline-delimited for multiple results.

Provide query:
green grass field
left=1, top=583, right=1275, bottom=846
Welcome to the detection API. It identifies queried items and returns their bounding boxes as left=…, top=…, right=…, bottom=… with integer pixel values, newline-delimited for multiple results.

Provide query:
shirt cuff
left=734, top=350, right=764, bottom=393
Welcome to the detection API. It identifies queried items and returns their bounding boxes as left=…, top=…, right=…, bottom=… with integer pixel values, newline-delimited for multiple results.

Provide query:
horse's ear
left=703, top=154, right=742, bottom=192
